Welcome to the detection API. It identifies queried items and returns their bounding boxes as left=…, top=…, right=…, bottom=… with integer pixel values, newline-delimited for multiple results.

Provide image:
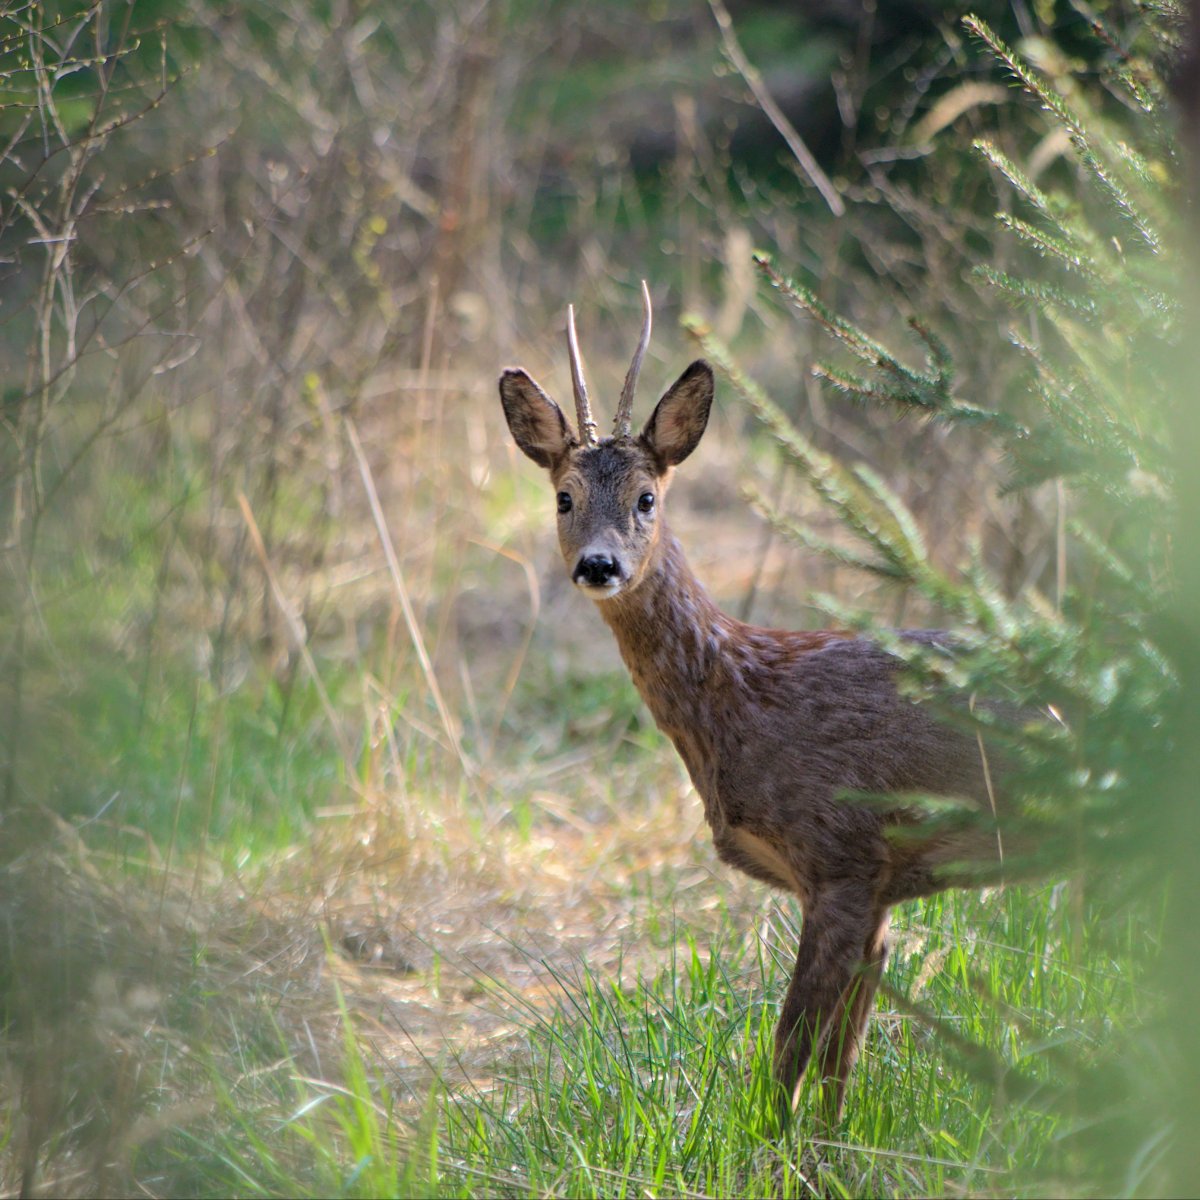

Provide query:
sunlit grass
left=153, top=865, right=1144, bottom=1199
left=107, top=731, right=1141, bottom=1200
left=420, top=884, right=1140, bottom=1198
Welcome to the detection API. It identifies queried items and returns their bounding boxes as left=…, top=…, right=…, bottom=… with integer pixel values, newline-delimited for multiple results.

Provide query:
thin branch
left=707, top=0, right=845, bottom=217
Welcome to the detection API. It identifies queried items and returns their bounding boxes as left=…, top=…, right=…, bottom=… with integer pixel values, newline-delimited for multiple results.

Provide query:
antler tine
left=614, top=280, right=652, bottom=439
left=566, top=303, right=598, bottom=447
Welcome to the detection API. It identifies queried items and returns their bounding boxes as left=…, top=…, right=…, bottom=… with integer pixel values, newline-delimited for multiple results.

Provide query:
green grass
left=416, top=889, right=1137, bottom=1197
left=151, top=871, right=1145, bottom=1199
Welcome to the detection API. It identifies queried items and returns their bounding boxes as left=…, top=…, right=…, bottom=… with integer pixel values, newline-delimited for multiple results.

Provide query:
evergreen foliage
left=689, top=9, right=1182, bottom=1192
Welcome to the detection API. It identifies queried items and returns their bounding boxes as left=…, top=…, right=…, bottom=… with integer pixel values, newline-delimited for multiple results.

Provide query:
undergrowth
left=126, top=879, right=1139, bottom=1199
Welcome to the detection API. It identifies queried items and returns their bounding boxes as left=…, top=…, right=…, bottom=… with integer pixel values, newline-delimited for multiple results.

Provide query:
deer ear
left=640, top=360, right=714, bottom=468
left=499, top=369, right=575, bottom=468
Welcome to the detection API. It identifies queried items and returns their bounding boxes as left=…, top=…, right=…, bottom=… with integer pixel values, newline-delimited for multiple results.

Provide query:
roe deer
left=498, top=283, right=1005, bottom=1121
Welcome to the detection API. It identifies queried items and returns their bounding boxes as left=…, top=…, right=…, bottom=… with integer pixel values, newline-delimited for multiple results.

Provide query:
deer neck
left=595, top=527, right=731, bottom=795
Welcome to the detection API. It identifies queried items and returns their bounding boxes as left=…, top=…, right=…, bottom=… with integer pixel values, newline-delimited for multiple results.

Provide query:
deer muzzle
left=573, top=552, right=622, bottom=593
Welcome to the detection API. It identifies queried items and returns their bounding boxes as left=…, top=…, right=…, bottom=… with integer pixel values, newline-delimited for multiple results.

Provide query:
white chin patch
left=576, top=579, right=622, bottom=599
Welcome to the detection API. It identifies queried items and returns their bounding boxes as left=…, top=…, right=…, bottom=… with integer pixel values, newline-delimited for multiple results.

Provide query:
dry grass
left=0, top=744, right=795, bottom=1197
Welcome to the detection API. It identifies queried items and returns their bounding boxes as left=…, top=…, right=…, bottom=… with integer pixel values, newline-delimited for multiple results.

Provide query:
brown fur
left=498, top=355, right=1001, bottom=1123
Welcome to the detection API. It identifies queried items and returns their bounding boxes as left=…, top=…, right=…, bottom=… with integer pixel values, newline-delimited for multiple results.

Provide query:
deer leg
left=815, top=910, right=891, bottom=1121
left=773, top=887, right=880, bottom=1119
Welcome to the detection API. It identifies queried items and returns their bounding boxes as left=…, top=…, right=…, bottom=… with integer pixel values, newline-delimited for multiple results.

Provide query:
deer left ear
left=640, top=360, right=714, bottom=468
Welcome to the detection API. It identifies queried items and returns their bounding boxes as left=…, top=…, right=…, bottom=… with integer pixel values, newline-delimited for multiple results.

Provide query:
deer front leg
left=773, top=886, right=882, bottom=1121
left=815, top=911, right=890, bottom=1121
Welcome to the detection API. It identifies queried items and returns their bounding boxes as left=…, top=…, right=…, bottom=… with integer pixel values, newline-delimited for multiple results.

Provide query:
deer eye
left=556, top=491, right=573, bottom=514
left=637, top=492, right=655, bottom=514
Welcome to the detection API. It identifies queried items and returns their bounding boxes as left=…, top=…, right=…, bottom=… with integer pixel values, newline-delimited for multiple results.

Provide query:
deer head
left=499, top=284, right=715, bottom=601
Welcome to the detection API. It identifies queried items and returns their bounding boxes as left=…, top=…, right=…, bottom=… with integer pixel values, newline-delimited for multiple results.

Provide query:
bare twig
left=707, top=0, right=845, bottom=217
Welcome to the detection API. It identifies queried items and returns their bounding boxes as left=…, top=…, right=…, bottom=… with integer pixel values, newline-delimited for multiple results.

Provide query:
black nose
left=574, top=554, right=619, bottom=588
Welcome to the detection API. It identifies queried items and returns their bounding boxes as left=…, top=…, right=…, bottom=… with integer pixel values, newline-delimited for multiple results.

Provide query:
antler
left=613, top=280, right=652, bottom=440
left=566, top=303, right=598, bottom=447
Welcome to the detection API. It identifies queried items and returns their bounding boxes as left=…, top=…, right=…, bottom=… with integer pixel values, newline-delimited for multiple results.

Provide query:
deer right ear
left=499, top=369, right=575, bottom=468
left=640, top=360, right=714, bottom=469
